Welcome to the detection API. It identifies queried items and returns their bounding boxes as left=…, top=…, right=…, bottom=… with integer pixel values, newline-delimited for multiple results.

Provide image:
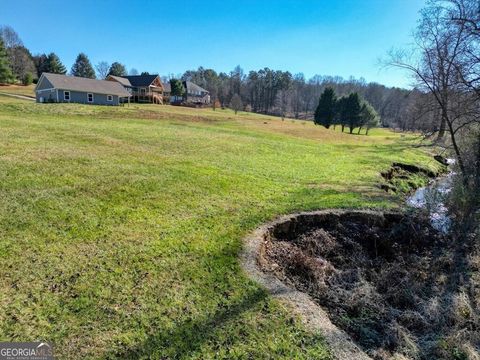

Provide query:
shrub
left=22, top=72, right=33, bottom=85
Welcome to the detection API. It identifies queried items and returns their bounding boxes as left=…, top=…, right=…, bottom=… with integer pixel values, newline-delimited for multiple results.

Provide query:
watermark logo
left=0, top=342, right=54, bottom=360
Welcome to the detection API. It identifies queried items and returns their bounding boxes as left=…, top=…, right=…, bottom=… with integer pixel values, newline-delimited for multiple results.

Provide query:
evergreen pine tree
left=46, top=53, right=67, bottom=74
left=314, top=87, right=337, bottom=128
left=108, top=62, right=127, bottom=77
left=0, top=38, right=13, bottom=83
left=335, top=96, right=349, bottom=132
left=71, top=53, right=96, bottom=78
left=345, top=92, right=362, bottom=134
left=170, top=79, right=185, bottom=97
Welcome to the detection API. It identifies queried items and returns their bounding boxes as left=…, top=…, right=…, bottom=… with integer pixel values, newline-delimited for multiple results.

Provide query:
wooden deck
left=130, top=93, right=163, bottom=104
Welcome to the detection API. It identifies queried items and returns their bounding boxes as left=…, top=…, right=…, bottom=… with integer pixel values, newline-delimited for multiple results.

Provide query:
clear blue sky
left=2, top=0, right=424, bottom=88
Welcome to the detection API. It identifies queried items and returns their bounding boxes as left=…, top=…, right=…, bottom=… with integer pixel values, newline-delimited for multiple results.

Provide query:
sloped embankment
left=380, top=162, right=442, bottom=194
left=243, top=210, right=478, bottom=359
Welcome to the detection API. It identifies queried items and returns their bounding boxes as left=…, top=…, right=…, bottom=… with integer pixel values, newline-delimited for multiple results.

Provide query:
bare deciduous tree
left=0, top=26, right=35, bottom=82
left=0, top=25, right=22, bottom=48
left=229, top=94, right=243, bottom=115
left=386, top=0, right=480, bottom=232
left=95, top=61, right=110, bottom=80
left=386, top=2, right=476, bottom=179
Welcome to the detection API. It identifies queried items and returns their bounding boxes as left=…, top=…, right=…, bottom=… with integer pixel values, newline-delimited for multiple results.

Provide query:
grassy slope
left=0, top=94, right=440, bottom=359
left=0, top=84, right=36, bottom=97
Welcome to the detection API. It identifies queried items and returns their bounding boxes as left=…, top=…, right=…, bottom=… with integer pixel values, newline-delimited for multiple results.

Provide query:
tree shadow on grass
left=107, top=288, right=268, bottom=359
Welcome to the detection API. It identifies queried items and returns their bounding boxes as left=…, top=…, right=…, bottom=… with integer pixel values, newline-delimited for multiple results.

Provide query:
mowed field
left=0, top=91, right=440, bottom=359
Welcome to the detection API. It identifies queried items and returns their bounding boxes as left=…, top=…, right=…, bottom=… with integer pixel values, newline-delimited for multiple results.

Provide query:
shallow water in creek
left=407, top=159, right=454, bottom=233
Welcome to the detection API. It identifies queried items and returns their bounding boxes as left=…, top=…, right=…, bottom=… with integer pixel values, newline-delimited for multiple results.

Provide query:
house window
left=140, top=88, right=146, bottom=95
left=107, top=95, right=113, bottom=102
left=64, top=91, right=70, bottom=101
left=87, top=93, right=94, bottom=103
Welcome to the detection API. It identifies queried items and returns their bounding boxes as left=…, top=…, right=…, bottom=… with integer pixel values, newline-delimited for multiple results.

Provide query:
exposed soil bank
left=241, top=210, right=373, bottom=360
left=244, top=210, right=479, bottom=360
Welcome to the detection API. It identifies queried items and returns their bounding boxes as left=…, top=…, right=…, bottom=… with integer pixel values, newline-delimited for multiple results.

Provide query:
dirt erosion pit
left=243, top=210, right=478, bottom=360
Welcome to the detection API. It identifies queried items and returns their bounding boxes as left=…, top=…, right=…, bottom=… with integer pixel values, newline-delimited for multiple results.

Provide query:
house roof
left=163, top=82, right=171, bottom=92
left=107, top=75, right=132, bottom=87
left=122, top=74, right=161, bottom=87
left=37, top=73, right=131, bottom=97
left=183, top=81, right=209, bottom=94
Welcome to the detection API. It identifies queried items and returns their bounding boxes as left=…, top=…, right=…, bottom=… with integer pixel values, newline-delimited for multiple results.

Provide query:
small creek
left=407, top=159, right=455, bottom=233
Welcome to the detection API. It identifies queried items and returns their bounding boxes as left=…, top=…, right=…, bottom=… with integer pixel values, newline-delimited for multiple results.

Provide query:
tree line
left=0, top=25, right=148, bottom=85
left=173, top=65, right=415, bottom=128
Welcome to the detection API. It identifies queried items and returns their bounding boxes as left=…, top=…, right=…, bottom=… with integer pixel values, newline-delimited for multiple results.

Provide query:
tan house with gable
left=107, top=74, right=164, bottom=104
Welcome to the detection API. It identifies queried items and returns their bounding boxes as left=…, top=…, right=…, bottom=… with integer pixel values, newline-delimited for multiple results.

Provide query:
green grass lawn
left=0, top=94, right=440, bottom=359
